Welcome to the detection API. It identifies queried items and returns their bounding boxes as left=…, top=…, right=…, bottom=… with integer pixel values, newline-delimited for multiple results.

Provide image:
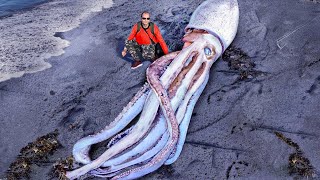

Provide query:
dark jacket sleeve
left=153, top=24, right=169, bottom=54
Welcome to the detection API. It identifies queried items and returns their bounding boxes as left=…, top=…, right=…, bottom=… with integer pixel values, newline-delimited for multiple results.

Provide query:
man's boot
left=131, top=60, right=142, bottom=69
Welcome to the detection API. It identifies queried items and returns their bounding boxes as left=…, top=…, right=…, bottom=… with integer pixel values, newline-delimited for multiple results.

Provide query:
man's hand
left=122, top=47, right=127, bottom=57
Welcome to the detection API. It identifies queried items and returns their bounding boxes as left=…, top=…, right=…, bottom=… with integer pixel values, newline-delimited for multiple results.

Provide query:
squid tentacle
left=89, top=171, right=118, bottom=178
left=65, top=53, right=179, bottom=180
left=110, top=71, right=178, bottom=180
left=98, top=52, right=180, bottom=167
left=69, top=36, right=223, bottom=180
left=109, top=130, right=169, bottom=173
left=107, top=125, right=134, bottom=148
left=97, top=53, right=180, bottom=166
left=91, top=130, right=170, bottom=177
left=165, top=34, right=224, bottom=164
left=101, top=114, right=167, bottom=167
left=110, top=46, right=202, bottom=180
left=101, top=50, right=206, bottom=175
left=166, top=73, right=209, bottom=164
left=91, top=52, right=184, bottom=175
left=111, top=34, right=223, bottom=179
left=72, top=83, right=150, bottom=164
left=66, top=91, right=159, bottom=179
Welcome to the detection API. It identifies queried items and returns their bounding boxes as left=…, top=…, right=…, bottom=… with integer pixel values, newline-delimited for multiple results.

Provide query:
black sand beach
left=1, top=0, right=320, bottom=179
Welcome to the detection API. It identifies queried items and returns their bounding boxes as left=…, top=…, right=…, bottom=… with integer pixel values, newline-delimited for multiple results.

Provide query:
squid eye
left=204, top=47, right=212, bottom=56
left=204, top=47, right=215, bottom=59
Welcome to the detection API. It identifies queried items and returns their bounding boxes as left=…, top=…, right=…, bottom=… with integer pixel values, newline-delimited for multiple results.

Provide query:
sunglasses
left=142, top=17, right=150, bottom=20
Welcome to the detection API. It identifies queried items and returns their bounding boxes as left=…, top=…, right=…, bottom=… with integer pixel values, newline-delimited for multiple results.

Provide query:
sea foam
left=0, top=0, right=113, bottom=82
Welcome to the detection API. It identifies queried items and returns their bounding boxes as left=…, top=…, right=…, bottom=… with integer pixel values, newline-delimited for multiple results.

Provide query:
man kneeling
left=122, top=11, right=169, bottom=69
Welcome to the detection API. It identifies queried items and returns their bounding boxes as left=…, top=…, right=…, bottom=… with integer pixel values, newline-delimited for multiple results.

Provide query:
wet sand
left=0, top=0, right=320, bottom=179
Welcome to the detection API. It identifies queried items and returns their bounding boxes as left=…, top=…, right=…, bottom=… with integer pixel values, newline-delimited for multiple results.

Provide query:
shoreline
left=0, top=0, right=114, bottom=83
left=0, top=0, right=50, bottom=19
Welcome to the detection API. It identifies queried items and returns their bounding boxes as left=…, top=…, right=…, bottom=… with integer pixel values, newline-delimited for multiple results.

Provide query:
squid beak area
left=182, top=32, right=202, bottom=43
left=183, top=29, right=209, bottom=43
left=168, top=52, right=200, bottom=99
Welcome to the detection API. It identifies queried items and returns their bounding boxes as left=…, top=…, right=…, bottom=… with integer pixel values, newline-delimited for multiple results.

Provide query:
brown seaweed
left=222, top=46, right=258, bottom=80
left=6, top=130, right=61, bottom=179
left=51, top=156, right=74, bottom=180
left=274, top=132, right=315, bottom=178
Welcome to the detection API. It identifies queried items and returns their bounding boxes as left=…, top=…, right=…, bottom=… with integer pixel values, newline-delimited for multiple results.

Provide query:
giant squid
left=65, top=0, right=239, bottom=179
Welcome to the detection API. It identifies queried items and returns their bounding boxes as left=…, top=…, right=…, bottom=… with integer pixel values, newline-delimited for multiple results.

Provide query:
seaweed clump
left=222, top=46, right=257, bottom=80
left=6, top=158, right=32, bottom=180
left=274, top=132, right=316, bottom=178
left=51, top=156, right=74, bottom=180
left=6, top=129, right=61, bottom=180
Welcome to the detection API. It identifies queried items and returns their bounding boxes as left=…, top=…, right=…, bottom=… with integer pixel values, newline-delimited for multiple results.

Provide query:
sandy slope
left=0, top=0, right=320, bottom=179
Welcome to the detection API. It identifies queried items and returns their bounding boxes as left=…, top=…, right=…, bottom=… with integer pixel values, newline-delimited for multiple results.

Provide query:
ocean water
left=0, top=0, right=113, bottom=82
left=0, top=0, right=48, bottom=17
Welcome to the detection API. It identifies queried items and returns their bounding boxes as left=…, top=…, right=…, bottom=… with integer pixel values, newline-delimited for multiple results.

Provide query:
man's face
left=141, top=13, right=150, bottom=26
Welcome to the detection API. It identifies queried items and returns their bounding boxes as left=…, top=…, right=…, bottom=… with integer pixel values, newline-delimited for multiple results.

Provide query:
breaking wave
left=0, top=0, right=113, bottom=82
